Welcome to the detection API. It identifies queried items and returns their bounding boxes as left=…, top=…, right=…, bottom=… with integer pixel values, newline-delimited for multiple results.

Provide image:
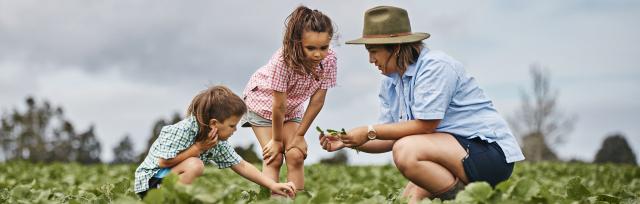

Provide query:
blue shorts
left=136, top=168, right=170, bottom=199
left=453, top=136, right=514, bottom=187
left=240, top=111, right=302, bottom=127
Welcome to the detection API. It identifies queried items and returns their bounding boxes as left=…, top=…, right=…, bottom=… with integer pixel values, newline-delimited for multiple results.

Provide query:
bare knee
left=182, top=157, right=205, bottom=176
left=285, top=148, right=305, bottom=167
left=264, top=154, right=284, bottom=168
left=393, top=138, right=417, bottom=173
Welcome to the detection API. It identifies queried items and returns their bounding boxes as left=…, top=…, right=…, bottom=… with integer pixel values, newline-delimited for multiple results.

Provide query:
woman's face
left=366, top=45, right=398, bottom=76
left=301, top=31, right=331, bottom=66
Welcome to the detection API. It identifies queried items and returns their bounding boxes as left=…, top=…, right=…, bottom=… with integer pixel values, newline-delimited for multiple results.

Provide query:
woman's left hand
left=340, top=126, right=369, bottom=147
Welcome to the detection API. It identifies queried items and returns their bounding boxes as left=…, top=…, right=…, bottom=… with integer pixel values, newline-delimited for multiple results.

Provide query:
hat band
left=363, top=32, right=411, bottom=38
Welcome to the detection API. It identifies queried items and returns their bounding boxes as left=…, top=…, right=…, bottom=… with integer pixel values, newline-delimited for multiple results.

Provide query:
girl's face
left=366, top=45, right=399, bottom=76
left=211, top=115, right=241, bottom=141
left=301, top=31, right=331, bottom=66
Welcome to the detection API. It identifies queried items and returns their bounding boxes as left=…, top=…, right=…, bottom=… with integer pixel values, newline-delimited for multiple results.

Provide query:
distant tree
left=0, top=96, right=102, bottom=163
left=49, top=121, right=77, bottom=162
left=112, top=134, right=137, bottom=164
left=234, top=143, right=261, bottom=164
left=508, top=65, right=576, bottom=161
left=594, top=133, right=637, bottom=165
left=520, top=132, right=558, bottom=161
left=319, top=150, right=349, bottom=165
left=137, top=113, right=182, bottom=162
left=1, top=97, right=64, bottom=162
left=75, top=125, right=102, bottom=164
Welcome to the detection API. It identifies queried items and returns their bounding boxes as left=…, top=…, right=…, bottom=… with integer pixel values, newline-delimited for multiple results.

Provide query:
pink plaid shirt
left=243, top=48, right=337, bottom=121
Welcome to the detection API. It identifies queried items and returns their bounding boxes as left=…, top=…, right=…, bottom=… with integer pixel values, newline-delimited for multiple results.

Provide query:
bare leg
left=252, top=126, right=284, bottom=184
left=392, top=133, right=468, bottom=200
left=170, top=157, right=205, bottom=184
left=282, top=122, right=305, bottom=191
left=401, top=182, right=432, bottom=204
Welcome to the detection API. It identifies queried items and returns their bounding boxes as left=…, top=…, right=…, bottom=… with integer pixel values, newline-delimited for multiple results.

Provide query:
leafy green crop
left=0, top=161, right=638, bottom=203
left=316, top=126, right=346, bottom=140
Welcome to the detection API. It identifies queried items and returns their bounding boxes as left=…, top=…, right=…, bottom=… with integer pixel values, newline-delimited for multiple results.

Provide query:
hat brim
left=346, top=32, right=430, bottom=45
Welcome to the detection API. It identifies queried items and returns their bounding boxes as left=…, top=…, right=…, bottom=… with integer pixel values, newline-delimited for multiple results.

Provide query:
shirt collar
left=186, top=115, right=200, bottom=133
left=404, top=47, right=430, bottom=78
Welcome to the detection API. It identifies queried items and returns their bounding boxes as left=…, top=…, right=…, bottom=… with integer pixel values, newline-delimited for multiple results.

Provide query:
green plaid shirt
left=134, top=116, right=241, bottom=193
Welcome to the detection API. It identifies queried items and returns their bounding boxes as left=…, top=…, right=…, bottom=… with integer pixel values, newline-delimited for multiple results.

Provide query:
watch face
left=367, top=132, right=376, bottom=140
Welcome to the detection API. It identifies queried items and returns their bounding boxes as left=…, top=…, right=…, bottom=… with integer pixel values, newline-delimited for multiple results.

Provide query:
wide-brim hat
left=346, top=6, right=429, bottom=45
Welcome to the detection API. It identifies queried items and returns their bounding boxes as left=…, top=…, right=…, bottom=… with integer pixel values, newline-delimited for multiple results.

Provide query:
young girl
left=134, top=85, right=295, bottom=199
left=241, top=5, right=337, bottom=195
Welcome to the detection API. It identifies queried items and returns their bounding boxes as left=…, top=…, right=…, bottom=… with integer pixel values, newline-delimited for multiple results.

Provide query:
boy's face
left=212, top=115, right=241, bottom=141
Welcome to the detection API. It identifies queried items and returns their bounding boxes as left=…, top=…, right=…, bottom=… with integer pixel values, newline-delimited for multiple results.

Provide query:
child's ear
left=208, top=119, right=218, bottom=127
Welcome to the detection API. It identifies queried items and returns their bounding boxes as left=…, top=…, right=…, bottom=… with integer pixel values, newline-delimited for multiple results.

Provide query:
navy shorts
left=453, top=136, right=514, bottom=187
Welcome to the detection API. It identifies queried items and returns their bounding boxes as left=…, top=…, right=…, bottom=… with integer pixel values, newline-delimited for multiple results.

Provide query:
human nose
left=369, top=53, right=375, bottom=64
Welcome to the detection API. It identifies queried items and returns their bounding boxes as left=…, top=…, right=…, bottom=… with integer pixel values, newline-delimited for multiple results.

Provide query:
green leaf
left=596, top=194, right=621, bottom=203
left=326, top=129, right=338, bottom=134
left=567, top=177, right=591, bottom=200
left=143, top=189, right=165, bottom=204
left=455, top=182, right=493, bottom=203
left=257, top=186, right=271, bottom=200
left=494, top=179, right=513, bottom=193
left=315, top=126, right=324, bottom=134
left=509, top=178, right=540, bottom=201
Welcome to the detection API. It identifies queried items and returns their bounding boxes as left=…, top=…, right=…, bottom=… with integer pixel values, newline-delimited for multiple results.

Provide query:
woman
left=319, top=6, right=524, bottom=202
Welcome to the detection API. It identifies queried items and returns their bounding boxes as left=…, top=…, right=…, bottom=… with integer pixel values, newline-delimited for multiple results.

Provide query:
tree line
left=0, top=65, right=635, bottom=165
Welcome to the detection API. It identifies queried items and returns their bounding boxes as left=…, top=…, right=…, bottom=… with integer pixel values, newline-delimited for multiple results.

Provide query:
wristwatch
left=367, top=125, right=377, bottom=140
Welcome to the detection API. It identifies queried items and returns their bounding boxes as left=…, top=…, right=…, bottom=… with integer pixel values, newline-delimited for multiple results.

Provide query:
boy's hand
left=319, top=133, right=345, bottom=152
left=262, top=139, right=283, bottom=165
left=195, top=127, right=219, bottom=153
left=339, top=126, right=368, bottom=147
left=269, top=181, right=296, bottom=198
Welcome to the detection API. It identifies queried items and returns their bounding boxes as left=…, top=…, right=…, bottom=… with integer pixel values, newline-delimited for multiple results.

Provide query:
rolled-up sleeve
left=211, top=141, right=242, bottom=169
left=411, top=60, right=459, bottom=120
left=152, top=126, right=190, bottom=159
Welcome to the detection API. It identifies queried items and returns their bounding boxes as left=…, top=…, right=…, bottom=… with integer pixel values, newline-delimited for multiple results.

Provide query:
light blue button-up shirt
left=378, top=48, right=525, bottom=163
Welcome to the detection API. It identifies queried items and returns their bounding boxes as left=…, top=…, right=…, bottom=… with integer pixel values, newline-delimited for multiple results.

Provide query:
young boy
left=134, top=85, right=295, bottom=199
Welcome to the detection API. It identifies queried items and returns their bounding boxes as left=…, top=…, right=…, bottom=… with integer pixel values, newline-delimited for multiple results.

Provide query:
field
left=0, top=161, right=638, bottom=203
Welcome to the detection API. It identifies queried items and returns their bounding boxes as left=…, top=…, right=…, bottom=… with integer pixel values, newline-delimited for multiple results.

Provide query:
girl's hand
left=195, top=127, right=218, bottom=153
left=339, top=126, right=368, bottom=147
left=319, top=133, right=345, bottom=152
left=262, top=139, right=283, bottom=165
left=269, top=181, right=296, bottom=198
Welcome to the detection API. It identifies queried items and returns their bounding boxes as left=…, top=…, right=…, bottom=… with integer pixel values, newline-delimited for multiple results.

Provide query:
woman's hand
left=262, top=139, right=283, bottom=165
left=269, top=181, right=296, bottom=198
left=195, top=127, right=218, bottom=153
left=340, top=126, right=369, bottom=147
left=319, top=132, right=345, bottom=152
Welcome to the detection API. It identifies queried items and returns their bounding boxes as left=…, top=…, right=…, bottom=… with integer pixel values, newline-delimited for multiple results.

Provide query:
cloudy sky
left=1, top=0, right=638, bottom=164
